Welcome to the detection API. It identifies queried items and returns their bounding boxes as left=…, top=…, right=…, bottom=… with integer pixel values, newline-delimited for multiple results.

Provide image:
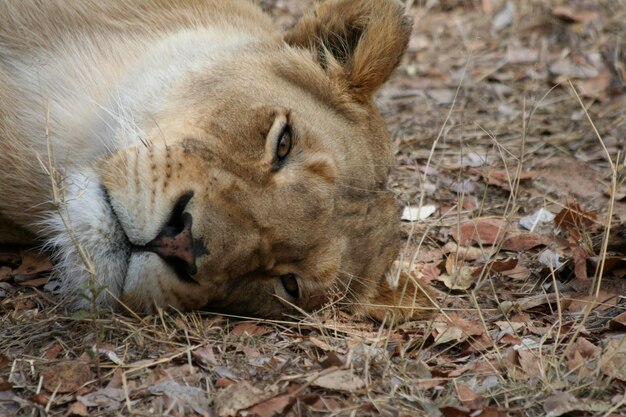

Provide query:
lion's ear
left=358, top=270, right=435, bottom=323
left=285, top=0, right=412, bottom=103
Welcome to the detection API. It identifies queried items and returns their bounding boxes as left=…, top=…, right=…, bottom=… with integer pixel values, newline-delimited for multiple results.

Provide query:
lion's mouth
left=131, top=192, right=200, bottom=284
left=102, top=186, right=202, bottom=285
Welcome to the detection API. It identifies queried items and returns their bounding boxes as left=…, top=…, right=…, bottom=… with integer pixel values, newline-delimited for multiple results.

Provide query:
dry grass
left=2, top=1, right=626, bottom=416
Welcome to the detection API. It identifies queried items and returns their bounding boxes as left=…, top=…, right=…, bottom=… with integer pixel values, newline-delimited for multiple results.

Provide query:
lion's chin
left=41, top=171, right=131, bottom=308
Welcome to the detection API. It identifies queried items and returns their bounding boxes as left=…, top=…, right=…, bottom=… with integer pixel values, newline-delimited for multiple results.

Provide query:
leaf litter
left=2, top=0, right=626, bottom=416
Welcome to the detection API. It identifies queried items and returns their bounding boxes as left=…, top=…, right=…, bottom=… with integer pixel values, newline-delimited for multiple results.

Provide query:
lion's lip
left=99, top=183, right=133, bottom=281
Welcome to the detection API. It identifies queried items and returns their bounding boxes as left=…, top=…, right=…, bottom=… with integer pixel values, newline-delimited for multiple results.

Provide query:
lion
left=0, top=0, right=432, bottom=321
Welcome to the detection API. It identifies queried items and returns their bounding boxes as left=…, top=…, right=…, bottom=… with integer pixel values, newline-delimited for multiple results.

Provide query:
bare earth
left=1, top=1, right=626, bottom=416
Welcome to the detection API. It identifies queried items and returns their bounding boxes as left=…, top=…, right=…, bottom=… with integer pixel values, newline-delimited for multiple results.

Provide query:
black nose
left=136, top=192, right=198, bottom=280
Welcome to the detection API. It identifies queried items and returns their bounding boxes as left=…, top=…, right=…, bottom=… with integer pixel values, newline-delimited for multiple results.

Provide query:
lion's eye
left=280, top=274, right=299, bottom=299
left=276, top=125, right=292, bottom=160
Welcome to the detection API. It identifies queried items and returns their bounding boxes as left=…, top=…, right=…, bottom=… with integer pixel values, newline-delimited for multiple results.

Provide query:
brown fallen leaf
left=413, top=378, right=447, bottom=390
left=442, top=242, right=490, bottom=261
left=489, top=258, right=518, bottom=273
left=0, top=266, right=11, bottom=282
left=67, top=401, right=89, bottom=417
left=77, top=388, right=125, bottom=408
left=214, top=381, right=265, bottom=417
left=500, top=293, right=559, bottom=313
left=501, top=264, right=531, bottom=280
left=30, top=393, right=49, bottom=406
left=438, top=259, right=478, bottom=290
left=455, top=383, right=485, bottom=409
left=16, top=276, right=49, bottom=287
left=12, top=250, right=53, bottom=279
left=305, top=396, right=341, bottom=412
left=502, top=233, right=553, bottom=251
left=192, top=345, right=218, bottom=369
left=517, top=349, right=541, bottom=378
left=567, top=337, right=599, bottom=376
left=311, top=368, right=365, bottom=392
left=441, top=405, right=471, bottom=417
left=451, top=218, right=511, bottom=246
left=0, top=354, right=10, bottom=369
left=215, top=378, right=236, bottom=388
left=40, top=361, right=92, bottom=393
left=576, top=71, right=612, bottom=100
left=432, top=313, right=484, bottom=346
left=600, top=336, right=626, bottom=381
left=468, top=167, right=536, bottom=190
left=551, top=5, right=599, bottom=24
left=555, top=203, right=597, bottom=239
left=42, top=343, right=63, bottom=360
left=245, top=394, right=293, bottom=417
left=230, top=322, right=270, bottom=337
left=506, top=46, right=539, bottom=64
left=544, top=391, right=609, bottom=416
left=451, top=218, right=551, bottom=251
left=308, top=336, right=334, bottom=352
left=609, top=311, right=626, bottom=329
left=566, top=290, right=618, bottom=313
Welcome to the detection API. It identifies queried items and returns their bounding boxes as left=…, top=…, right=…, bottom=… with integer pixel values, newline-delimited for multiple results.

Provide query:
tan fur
left=0, top=0, right=433, bottom=320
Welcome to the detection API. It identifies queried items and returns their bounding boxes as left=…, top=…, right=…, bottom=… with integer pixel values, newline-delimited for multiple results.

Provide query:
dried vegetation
left=1, top=0, right=626, bottom=416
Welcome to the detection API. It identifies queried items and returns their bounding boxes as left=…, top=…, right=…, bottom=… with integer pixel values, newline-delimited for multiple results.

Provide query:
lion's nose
left=139, top=192, right=198, bottom=277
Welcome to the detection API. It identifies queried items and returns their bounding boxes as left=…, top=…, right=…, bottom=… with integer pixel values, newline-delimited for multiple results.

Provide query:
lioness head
left=4, top=0, right=432, bottom=320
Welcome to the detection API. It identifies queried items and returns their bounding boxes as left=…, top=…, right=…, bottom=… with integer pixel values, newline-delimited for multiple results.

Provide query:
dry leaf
left=245, top=394, right=293, bottom=417
left=456, top=383, right=485, bottom=409
left=551, top=6, right=599, bottom=24
left=311, top=369, right=365, bottom=392
left=214, top=381, right=265, bottom=417
left=555, top=204, right=597, bottom=233
left=0, top=355, right=9, bottom=370
left=438, top=265, right=477, bottom=290
left=192, top=345, right=218, bottom=368
left=451, top=218, right=511, bottom=246
left=550, top=58, right=598, bottom=79
left=67, top=401, right=89, bottom=417
left=413, top=378, right=446, bottom=390
left=434, top=326, right=465, bottom=346
left=516, top=349, right=541, bottom=378
left=427, top=89, right=455, bottom=104
left=576, top=71, right=612, bottom=99
left=600, top=336, right=626, bottom=381
left=451, top=218, right=551, bottom=250
left=78, top=388, right=125, bottom=408
left=308, top=336, right=334, bottom=352
left=469, top=167, right=536, bottom=190
left=571, top=245, right=589, bottom=281
left=544, top=391, right=609, bottom=416
left=231, top=322, right=270, bottom=337
left=503, top=233, right=552, bottom=251
left=492, top=1, right=515, bottom=32
left=567, top=337, right=599, bottom=376
left=506, top=47, right=539, bottom=64
left=501, top=293, right=559, bottom=313
left=567, top=291, right=618, bottom=313
left=149, top=381, right=210, bottom=415
left=609, top=311, right=626, bottom=329
left=12, top=250, right=52, bottom=280
left=0, top=267, right=11, bottom=282
left=402, top=205, right=437, bottom=222
left=40, top=361, right=92, bottom=393
left=519, top=209, right=555, bottom=231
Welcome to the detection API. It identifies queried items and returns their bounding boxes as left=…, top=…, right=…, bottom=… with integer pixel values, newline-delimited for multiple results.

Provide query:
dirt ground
left=1, top=1, right=626, bottom=416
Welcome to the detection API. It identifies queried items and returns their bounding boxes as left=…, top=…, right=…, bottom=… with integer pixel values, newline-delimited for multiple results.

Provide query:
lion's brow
left=272, top=60, right=364, bottom=122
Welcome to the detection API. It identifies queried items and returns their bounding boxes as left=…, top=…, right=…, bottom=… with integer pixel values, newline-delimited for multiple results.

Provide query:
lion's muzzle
left=132, top=192, right=200, bottom=283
